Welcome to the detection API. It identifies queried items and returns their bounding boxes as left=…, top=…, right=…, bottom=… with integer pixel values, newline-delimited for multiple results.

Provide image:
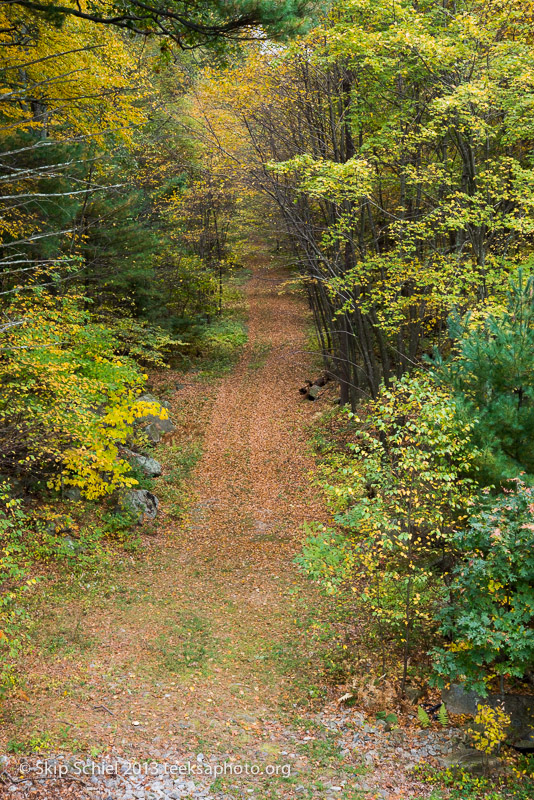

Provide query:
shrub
left=469, top=703, right=511, bottom=757
left=432, top=480, right=534, bottom=694
left=0, top=291, right=168, bottom=499
left=301, top=373, right=479, bottom=686
left=433, top=271, right=534, bottom=486
left=296, top=523, right=354, bottom=595
left=0, top=486, right=35, bottom=694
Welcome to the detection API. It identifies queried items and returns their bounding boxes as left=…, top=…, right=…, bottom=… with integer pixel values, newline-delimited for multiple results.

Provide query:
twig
left=0, top=770, right=22, bottom=785
left=91, top=704, right=114, bottom=715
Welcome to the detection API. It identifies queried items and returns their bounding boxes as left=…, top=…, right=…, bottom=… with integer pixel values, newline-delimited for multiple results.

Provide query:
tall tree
left=190, top=0, right=534, bottom=405
left=0, top=0, right=321, bottom=49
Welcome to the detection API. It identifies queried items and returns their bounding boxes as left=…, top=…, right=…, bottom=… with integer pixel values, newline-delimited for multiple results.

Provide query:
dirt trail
left=0, top=258, right=446, bottom=799
left=2, top=259, right=370, bottom=799
left=183, top=260, right=324, bottom=629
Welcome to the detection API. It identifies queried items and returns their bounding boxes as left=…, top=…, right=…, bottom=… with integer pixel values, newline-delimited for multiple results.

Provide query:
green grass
left=197, top=317, right=248, bottom=378
left=154, top=611, right=216, bottom=674
left=45, top=628, right=95, bottom=656
left=247, top=340, right=272, bottom=371
left=297, top=732, right=343, bottom=766
left=157, top=441, right=203, bottom=518
left=195, top=266, right=249, bottom=379
left=7, top=724, right=82, bottom=755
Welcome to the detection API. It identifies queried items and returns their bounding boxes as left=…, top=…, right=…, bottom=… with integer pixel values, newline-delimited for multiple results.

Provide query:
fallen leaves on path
left=0, top=257, right=442, bottom=799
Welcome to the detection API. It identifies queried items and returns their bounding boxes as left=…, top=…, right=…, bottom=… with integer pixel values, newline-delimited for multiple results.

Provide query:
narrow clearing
left=0, top=259, right=442, bottom=800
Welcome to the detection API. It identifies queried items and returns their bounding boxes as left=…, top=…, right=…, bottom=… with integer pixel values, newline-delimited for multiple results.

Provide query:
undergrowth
left=0, top=268, right=249, bottom=697
left=420, top=765, right=534, bottom=800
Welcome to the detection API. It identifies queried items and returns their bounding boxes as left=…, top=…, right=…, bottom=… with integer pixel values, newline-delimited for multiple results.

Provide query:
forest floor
left=0, top=251, right=451, bottom=799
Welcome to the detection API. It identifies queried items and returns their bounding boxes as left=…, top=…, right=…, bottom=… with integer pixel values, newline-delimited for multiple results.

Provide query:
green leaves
left=416, top=702, right=447, bottom=729
left=433, top=270, right=534, bottom=486
left=437, top=703, right=448, bottom=727
left=303, top=373, right=479, bottom=679
left=417, top=706, right=431, bottom=729
left=296, top=523, right=355, bottom=595
left=0, top=291, right=170, bottom=499
left=7, top=0, right=321, bottom=50
left=431, top=480, right=534, bottom=695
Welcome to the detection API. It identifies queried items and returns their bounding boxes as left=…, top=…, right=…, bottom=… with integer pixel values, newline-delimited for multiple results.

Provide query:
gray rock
left=138, top=393, right=171, bottom=411
left=512, top=736, right=534, bottom=752
left=442, top=684, right=480, bottom=715
left=443, top=745, right=500, bottom=774
left=123, top=489, right=159, bottom=523
left=62, top=536, right=82, bottom=554
left=123, top=448, right=162, bottom=477
left=497, top=694, right=534, bottom=740
left=143, top=419, right=175, bottom=444
left=46, top=516, right=72, bottom=534
left=404, top=686, right=424, bottom=704
left=134, top=394, right=176, bottom=443
left=443, top=683, right=534, bottom=741
left=235, top=713, right=257, bottom=725
left=64, top=486, right=82, bottom=501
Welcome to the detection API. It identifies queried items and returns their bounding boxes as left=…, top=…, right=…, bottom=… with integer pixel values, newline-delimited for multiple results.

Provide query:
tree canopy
left=2, top=0, right=321, bottom=49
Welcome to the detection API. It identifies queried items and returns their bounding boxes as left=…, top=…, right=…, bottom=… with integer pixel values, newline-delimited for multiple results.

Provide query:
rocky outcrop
left=121, top=447, right=162, bottom=477
left=134, top=393, right=175, bottom=443
left=122, top=489, right=159, bottom=523
left=443, top=683, right=534, bottom=743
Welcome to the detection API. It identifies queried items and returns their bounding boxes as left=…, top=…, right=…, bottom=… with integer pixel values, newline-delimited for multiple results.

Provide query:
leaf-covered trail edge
left=0, top=255, right=445, bottom=800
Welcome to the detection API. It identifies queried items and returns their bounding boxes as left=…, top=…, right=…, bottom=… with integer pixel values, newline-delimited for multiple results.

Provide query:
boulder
left=443, top=683, right=534, bottom=742
left=64, top=486, right=82, bottom=501
left=404, top=685, right=424, bottom=705
left=123, top=489, right=159, bottom=523
left=512, top=736, right=534, bottom=753
left=122, top=448, right=162, bottom=478
left=61, top=536, right=84, bottom=555
left=442, top=684, right=480, bottom=716
left=136, top=393, right=171, bottom=411
left=46, top=516, right=73, bottom=535
left=443, top=745, right=500, bottom=774
left=143, top=419, right=175, bottom=444
left=134, top=394, right=175, bottom=442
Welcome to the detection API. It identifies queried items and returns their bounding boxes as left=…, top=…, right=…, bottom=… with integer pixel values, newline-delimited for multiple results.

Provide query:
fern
left=417, top=705, right=431, bottom=728
left=437, top=703, right=448, bottom=727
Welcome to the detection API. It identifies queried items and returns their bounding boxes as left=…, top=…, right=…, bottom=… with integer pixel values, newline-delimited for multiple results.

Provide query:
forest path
left=2, top=254, right=385, bottom=799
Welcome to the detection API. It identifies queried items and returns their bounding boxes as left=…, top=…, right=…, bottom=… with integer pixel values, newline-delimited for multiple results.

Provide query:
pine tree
left=436, top=272, right=534, bottom=486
